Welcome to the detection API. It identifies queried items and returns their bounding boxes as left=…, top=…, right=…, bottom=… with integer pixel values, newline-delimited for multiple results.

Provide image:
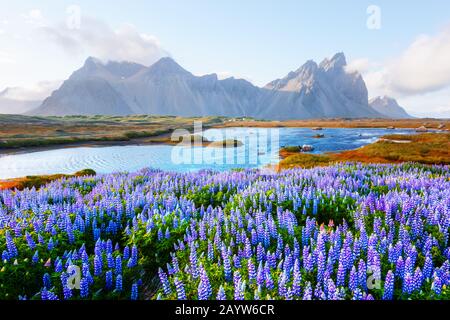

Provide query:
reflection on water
left=0, top=127, right=414, bottom=179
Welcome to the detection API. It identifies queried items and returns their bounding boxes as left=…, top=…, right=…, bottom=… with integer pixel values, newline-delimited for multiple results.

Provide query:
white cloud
left=344, top=58, right=371, bottom=74
left=0, top=80, right=62, bottom=101
left=388, top=28, right=450, bottom=95
left=0, top=51, right=15, bottom=64
left=397, top=86, right=450, bottom=118
left=348, top=26, right=450, bottom=117
left=363, top=26, right=450, bottom=97
left=39, top=17, right=168, bottom=65
left=21, top=9, right=47, bottom=27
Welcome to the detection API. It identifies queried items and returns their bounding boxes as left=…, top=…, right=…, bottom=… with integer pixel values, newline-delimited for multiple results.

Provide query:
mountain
left=29, top=53, right=385, bottom=119
left=29, top=57, right=260, bottom=117
left=369, top=96, right=412, bottom=119
left=0, top=88, right=41, bottom=114
left=259, top=53, right=382, bottom=119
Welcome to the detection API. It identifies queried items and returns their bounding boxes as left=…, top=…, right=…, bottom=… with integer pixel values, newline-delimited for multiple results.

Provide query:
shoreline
left=1, top=132, right=449, bottom=189
left=1, top=121, right=447, bottom=156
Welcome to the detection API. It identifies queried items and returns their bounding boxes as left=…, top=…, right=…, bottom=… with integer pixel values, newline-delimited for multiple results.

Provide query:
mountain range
left=25, top=53, right=411, bottom=119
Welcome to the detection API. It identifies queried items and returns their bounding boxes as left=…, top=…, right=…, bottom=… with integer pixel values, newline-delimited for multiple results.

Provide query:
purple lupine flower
left=80, top=277, right=89, bottom=298
left=158, top=267, right=172, bottom=295
left=130, top=282, right=138, bottom=300
left=43, top=273, right=51, bottom=289
left=55, top=260, right=63, bottom=273
left=222, top=248, right=232, bottom=282
left=106, top=270, right=113, bottom=289
left=423, top=255, right=433, bottom=280
left=382, top=270, right=395, bottom=300
left=174, top=277, right=187, bottom=300
left=404, top=257, right=414, bottom=278
left=312, top=199, right=318, bottom=215
left=352, top=288, right=363, bottom=300
left=107, top=253, right=114, bottom=269
left=278, top=271, right=287, bottom=298
left=413, top=267, right=423, bottom=291
left=207, top=241, right=214, bottom=261
left=32, top=250, right=39, bottom=264
left=302, top=281, right=312, bottom=300
left=94, top=255, right=102, bottom=276
left=217, top=285, right=226, bottom=300
left=402, top=272, right=414, bottom=295
left=265, top=268, right=274, bottom=290
left=317, top=252, right=326, bottom=283
left=314, top=282, right=326, bottom=300
left=5, top=231, right=18, bottom=257
left=396, top=256, right=405, bottom=278
left=115, top=256, right=122, bottom=275
left=2, top=250, right=9, bottom=262
left=349, top=266, right=358, bottom=292
left=233, top=270, right=244, bottom=300
left=248, top=259, right=256, bottom=283
left=123, top=246, right=130, bottom=261
left=47, top=238, right=54, bottom=251
left=358, top=259, right=367, bottom=290
left=292, top=259, right=302, bottom=297
left=432, top=276, right=442, bottom=296
left=327, top=279, right=337, bottom=300
left=115, top=274, right=123, bottom=292
left=189, top=245, right=199, bottom=279
left=25, top=232, right=36, bottom=250
left=198, top=266, right=212, bottom=300
left=337, top=262, right=346, bottom=287
left=233, top=254, right=241, bottom=268
left=63, top=284, right=72, bottom=300
left=106, top=239, right=113, bottom=254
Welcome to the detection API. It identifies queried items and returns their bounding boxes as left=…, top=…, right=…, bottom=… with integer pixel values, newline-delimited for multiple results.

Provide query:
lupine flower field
left=0, top=163, right=449, bottom=300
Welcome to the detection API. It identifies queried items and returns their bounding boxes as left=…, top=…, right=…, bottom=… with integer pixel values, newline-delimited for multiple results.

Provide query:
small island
left=207, top=139, right=243, bottom=148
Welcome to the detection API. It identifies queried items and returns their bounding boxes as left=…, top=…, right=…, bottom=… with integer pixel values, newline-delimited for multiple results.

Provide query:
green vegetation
left=279, top=133, right=450, bottom=170
left=0, top=114, right=228, bottom=150
left=279, top=153, right=333, bottom=169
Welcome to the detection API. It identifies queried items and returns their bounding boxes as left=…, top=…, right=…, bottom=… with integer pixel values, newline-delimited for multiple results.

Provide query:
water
left=0, top=127, right=414, bottom=179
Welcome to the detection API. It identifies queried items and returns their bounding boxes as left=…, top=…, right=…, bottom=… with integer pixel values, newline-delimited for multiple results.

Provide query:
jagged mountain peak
left=319, top=52, right=347, bottom=71
left=147, top=57, right=190, bottom=76
left=82, top=56, right=103, bottom=69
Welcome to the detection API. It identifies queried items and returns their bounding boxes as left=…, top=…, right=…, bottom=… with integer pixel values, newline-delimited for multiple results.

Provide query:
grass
left=218, top=118, right=449, bottom=129
left=278, top=133, right=450, bottom=170
left=279, top=153, right=333, bottom=169
left=0, top=114, right=228, bottom=150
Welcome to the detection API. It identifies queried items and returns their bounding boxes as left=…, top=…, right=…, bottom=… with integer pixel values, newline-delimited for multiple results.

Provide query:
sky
left=1, top=0, right=450, bottom=117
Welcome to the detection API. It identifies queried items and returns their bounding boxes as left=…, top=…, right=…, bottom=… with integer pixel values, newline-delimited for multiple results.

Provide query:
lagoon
left=0, top=127, right=414, bottom=179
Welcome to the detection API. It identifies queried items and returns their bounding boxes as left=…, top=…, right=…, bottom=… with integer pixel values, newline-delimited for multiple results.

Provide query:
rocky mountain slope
left=29, top=53, right=387, bottom=119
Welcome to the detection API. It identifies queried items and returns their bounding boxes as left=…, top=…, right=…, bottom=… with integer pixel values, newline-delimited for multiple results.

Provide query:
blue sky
left=1, top=0, right=450, bottom=116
